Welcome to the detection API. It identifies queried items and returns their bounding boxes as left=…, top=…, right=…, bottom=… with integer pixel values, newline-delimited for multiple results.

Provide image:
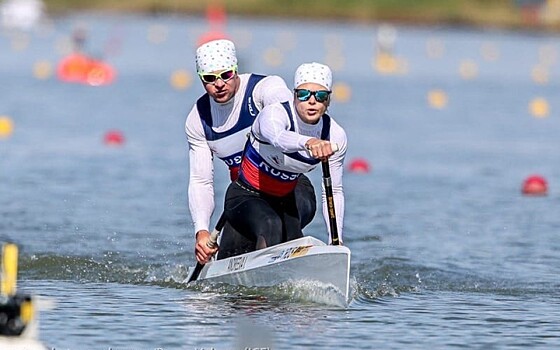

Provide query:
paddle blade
left=186, top=263, right=204, bottom=284
left=1, top=243, right=18, bottom=296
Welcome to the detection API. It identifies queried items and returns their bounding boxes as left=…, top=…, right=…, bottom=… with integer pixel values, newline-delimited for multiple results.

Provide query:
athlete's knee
left=295, top=175, right=317, bottom=227
left=254, top=215, right=283, bottom=246
left=296, top=192, right=316, bottom=228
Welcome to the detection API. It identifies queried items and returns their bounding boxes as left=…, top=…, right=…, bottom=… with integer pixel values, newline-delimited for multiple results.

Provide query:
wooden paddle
left=187, top=214, right=227, bottom=283
left=322, top=159, right=341, bottom=246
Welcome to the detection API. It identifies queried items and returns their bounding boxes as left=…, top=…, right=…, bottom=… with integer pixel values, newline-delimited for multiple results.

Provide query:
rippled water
left=1, top=12, right=560, bottom=349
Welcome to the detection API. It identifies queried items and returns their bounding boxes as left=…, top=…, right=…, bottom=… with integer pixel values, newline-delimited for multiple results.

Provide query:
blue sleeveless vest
left=196, top=74, right=266, bottom=180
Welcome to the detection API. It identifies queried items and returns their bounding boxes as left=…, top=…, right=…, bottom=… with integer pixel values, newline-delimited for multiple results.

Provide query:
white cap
left=294, top=62, right=332, bottom=90
left=195, top=39, right=237, bottom=73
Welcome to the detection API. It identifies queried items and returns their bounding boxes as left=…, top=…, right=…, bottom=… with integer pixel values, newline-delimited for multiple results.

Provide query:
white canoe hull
left=0, top=338, right=46, bottom=350
left=188, top=236, right=351, bottom=303
left=0, top=316, right=46, bottom=350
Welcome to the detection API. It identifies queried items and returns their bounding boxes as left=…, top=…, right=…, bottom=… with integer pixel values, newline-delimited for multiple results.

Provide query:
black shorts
left=217, top=175, right=316, bottom=260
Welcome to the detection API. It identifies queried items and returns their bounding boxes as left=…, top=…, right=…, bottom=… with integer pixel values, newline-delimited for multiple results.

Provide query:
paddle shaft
left=187, top=213, right=227, bottom=283
left=322, top=160, right=341, bottom=246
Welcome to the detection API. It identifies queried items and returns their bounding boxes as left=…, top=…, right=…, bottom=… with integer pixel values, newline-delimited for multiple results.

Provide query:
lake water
left=1, top=12, right=559, bottom=350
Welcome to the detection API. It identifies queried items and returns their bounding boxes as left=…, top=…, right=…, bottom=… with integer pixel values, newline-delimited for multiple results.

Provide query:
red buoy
left=197, top=30, right=229, bottom=47
left=206, top=2, right=227, bottom=27
left=522, top=175, right=548, bottom=196
left=103, top=130, right=125, bottom=146
left=348, top=158, right=371, bottom=174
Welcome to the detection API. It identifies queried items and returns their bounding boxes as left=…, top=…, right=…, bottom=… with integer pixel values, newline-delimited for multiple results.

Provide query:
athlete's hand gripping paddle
left=305, top=140, right=339, bottom=159
left=187, top=214, right=227, bottom=283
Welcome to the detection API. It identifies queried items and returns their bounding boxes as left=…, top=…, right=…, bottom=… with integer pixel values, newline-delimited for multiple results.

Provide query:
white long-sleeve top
left=251, top=101, right=347, bottom=242
left=185, top=73, right=292, bottom=234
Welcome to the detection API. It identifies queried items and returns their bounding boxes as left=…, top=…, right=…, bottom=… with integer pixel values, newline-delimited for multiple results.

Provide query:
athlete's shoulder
left=260, top=100, right=289, bottom=114
left=185, top=103, right=205, bottom=137
left=252, top=75, right=292, bottom=106
left=259, top=74, right=288, bottom=86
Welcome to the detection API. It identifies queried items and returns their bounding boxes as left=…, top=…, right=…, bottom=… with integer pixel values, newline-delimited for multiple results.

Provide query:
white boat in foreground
left=187, top=236, right=351, bottom=305
left=1, top=243, right=47, bottom=350
left=0, top=323, right=46, bottom=350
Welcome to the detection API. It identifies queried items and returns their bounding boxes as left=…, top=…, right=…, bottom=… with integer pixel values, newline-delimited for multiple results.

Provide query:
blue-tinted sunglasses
left=294, top=89, right=331, bottom=102
left=198, top=65, right=237, bottom=84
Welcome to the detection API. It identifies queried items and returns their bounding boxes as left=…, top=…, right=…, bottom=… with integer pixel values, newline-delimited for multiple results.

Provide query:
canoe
left=187, top=236, right=351, bottom=304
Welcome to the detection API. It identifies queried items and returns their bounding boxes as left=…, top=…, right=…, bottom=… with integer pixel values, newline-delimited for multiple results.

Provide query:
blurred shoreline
left=41, top=0, right=560, bottom=32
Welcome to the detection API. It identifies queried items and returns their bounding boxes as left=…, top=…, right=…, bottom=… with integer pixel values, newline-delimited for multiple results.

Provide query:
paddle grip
left=206, top=214, right=227, bottom=249
left=206, top=229, right=219, bottom=249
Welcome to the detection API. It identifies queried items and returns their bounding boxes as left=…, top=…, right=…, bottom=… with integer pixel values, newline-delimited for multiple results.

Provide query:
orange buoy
left=348, top=158, right=371, bottom=174
left=522, top=175, right=548, bottom=196
left=103, top=130, right=125, bottom=146
left=197, top=2, right=229, bottom=47
left=57, top=53, right=115, bottom=86
left=57, top=53, right=91, bottom=83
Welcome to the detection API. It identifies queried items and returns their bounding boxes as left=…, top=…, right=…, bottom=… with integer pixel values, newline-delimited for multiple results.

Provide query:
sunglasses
left=198, top=66, right=237, bottom=84
left=294, top=89, right=331, bottom=103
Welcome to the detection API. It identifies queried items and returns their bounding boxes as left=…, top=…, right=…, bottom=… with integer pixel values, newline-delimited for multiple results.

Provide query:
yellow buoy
left=373, top=52, right=405, bottom=75
left=33, top=60, right=53, bottom=80
left=332, top=82, right=351, bottom=103
left=170, top=69, right=193, bottom=90
left=374, top=52, right=396, bottom=74
left=427, top=89, right=448, bottom=109
left=0, top=116, right=14, bottom=139
left=263, top=47, right=283, bottom=67
left=529, top=97, right=549, bottom=118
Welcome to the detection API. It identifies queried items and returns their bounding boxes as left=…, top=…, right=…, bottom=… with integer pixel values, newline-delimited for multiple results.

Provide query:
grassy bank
left=42, top=0, right=559, bottom=32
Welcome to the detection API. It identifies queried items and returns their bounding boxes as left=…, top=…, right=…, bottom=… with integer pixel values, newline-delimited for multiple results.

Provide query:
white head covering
left=294, top=62, right=332, bottom=90
left=195, top=39, right=237, bottom=73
